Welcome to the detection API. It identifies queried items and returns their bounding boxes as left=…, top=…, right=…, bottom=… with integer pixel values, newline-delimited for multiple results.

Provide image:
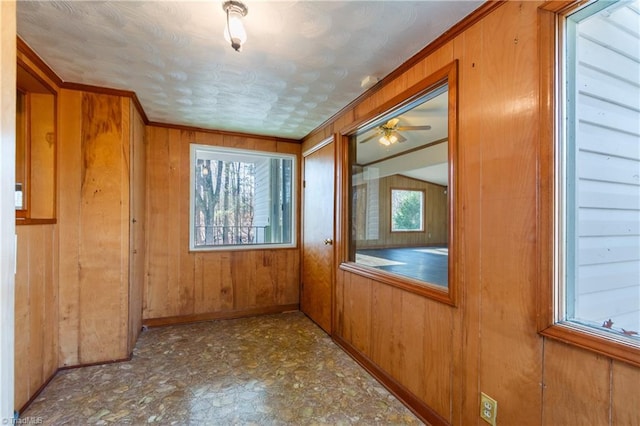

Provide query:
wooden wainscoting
left=14, top=224, right=58, bottom=412
left=143, top=126, right=301, bottom=322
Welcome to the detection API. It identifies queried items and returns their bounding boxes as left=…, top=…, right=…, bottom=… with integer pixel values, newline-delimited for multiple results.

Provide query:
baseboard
left=17, top=353, right=133, bottom=416
left=142, top=304, right=300, bottom=328
left=16, top=370, right=57, bottom=416
left=333, top=334, right=449, bottom=426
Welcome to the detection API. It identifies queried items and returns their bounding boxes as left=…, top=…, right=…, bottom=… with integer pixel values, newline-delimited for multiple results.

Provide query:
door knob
left=323, top=238, right=333, bottom=245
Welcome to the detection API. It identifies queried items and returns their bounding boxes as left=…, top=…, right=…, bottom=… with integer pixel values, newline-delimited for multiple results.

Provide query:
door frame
left=301, top=135, right=336, bottom=334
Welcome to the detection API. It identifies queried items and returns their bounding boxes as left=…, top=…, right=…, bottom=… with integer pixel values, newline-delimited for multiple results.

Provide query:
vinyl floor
left=21, top=312, right=422, bottom=425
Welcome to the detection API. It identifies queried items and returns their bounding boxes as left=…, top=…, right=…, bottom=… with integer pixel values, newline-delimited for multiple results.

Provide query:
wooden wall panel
left=58, top=90, right=131, bottom=366
left=342, top=273, right=371, bottom=354
left=14, top=224, right=57, bottom=411
left=57, top=88, right=82, bottom=366
left=542, top=340, right=610, bottom=426
left=475, top=2, right=543, bottom=424
left=128, top=102, right=146, bottom=353
left=304, top=1, right=640, bottom=424
left=452, top=19, right=485, bottom=426
left=143, top=126, right=301, bottom=321
left=611, top=361, right=640, bottom=425
left=77, top=93, right=129, bottom=363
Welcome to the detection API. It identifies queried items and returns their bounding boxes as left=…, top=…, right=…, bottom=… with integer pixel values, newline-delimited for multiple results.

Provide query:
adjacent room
left=1, top=0, right=638, bottom=425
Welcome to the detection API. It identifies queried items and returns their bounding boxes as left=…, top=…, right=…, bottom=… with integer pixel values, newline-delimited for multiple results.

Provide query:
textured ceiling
left=17, top=1, right=483, bottom=140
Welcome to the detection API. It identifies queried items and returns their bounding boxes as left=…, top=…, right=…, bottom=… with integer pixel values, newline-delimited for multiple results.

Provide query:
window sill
left=339, top=261, right=455, bottom=306
left=16, top=218, right=56, bottom=226
left=539, top=322, right=640, bottom=367
left=189, top=243, right=297, bottom=253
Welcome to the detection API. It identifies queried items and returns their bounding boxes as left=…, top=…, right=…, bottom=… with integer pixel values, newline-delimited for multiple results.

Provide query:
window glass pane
left=563, top=0, right=640, bottom=341
left=391, top=189, right=424, bottom=232
left=350, top=84, right=449, bottom=288
left=190, top=145, right=295, bottom=250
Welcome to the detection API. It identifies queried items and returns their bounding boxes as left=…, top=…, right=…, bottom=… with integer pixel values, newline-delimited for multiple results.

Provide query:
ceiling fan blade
left=395, top=132, right=407, bottom=143
left=396, top=125, right=432, bottom=131
left=385, top=117, right=400, bottom=128
left=358, top=134, right=377, bottom=144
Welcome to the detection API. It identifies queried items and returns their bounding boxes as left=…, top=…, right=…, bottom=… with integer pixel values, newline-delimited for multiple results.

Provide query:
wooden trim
left=537, top=3, right=558, bottom=333
left=306, top=1, right=505, bottom=141
left=339, top=61, right=458, bottom=307
left=302, top=135, right=333, bottom=157
left=16, top=57, right=57, bottom=94
left=540, top=324, right=640, bottom=368
left=333, top=334, right=450, bottom=426
left=130, top=93, right=149, bottom=125
left=340, top=63, right=455, bottom=137
left=16, top=37, right=63, bottom=88
left=536, top=2, right=640, bottom=368
left=148, top=121, right=301, bottom=145
left=540, top=0, right=587, bottom=13
left=16, top=370, right=57, bottom=415
left=18, top=353, right=132, bottom=414
left=339, top=262, right=453, bottom=306
left=142, top=304, right=300, bottom=328
left=58, top=355, right=133, bottom=370
left=15, top=218, right=56, bottom=226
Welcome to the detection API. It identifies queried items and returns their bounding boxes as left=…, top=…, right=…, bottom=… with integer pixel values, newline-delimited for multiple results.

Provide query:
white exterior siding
left=572, top=1, right=640, bottom=332
left=253, top=158, right=271, bottom=229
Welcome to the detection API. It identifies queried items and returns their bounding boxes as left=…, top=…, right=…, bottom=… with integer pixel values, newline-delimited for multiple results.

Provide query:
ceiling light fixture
left=222, top=0, right=248, bottom=52
left=378, top=129, right=398, bottom=146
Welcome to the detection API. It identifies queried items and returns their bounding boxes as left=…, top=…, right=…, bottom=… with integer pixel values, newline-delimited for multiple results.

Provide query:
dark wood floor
left=357, top=246, right=448, bottom=287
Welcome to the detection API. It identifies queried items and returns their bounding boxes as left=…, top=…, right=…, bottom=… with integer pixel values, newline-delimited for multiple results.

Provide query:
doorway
left=301, top=138, right=335, bottom=334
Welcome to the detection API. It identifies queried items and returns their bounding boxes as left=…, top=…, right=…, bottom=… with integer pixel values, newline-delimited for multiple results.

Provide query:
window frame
left=15, top=58, right=57, bottom=225
left=537, top=1, right=640, bottom=367
left=189, top=143, right=297, bottom=252
left=390, top=188, right=425, bottom=233
left=338, top=60, right=458, bottom=306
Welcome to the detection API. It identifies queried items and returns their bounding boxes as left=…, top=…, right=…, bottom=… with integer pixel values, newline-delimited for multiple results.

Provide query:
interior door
left=301, top=140, right=335, bottom=334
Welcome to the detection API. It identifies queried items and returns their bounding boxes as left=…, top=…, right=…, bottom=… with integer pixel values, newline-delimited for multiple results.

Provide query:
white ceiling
left=356, top=88, right=449, bottom=186
left=16, top=1, right=483, bottom=140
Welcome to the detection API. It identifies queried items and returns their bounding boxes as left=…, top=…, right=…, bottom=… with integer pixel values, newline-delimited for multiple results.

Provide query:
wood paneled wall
left=143, top=127, right=301, bottom=323
left=14, top=225, right=57, bottom=411
left=1, top=5, right=17, bottom=419
left=58, top=90, right=132, bottom=366
left=356, top=174, right=447, bottom=249
left=13, top=49, right=60, bottom=413
left=305, top=1, right=640, bottom=424
left=128, top=103, right=146, bottom=353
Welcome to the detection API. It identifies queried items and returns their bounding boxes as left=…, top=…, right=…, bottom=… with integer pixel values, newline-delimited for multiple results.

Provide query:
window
left=190, top=144, right=296, bottom=250
left=342, top=61, right=457, bottom=305
left=541, top=0, right=639, bottom=364
left=15, top=61, right=56, bottom=223
left=391, top=189, right=424, bottom=232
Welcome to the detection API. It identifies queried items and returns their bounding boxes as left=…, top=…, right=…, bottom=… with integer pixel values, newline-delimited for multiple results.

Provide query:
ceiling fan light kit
left=222, top=0, right=248, bottom=52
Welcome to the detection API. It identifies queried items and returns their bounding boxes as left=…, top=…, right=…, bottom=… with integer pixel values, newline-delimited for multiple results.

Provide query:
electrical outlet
left=480, top=392, right=497, bottom=426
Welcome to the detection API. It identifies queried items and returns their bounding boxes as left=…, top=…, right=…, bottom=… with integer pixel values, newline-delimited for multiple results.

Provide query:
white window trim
left=189, top=144, right=297, bottom=252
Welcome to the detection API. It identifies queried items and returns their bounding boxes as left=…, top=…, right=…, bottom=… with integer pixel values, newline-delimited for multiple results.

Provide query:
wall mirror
left=16, top=61, right=56, bottom=222
left=344, top=62, right=457, bottom=304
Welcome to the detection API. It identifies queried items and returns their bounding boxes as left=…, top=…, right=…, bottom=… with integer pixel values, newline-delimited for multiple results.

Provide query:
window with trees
left=190, top=145, right=296, bottom=250
left=391, top=189, right=424, bottom=232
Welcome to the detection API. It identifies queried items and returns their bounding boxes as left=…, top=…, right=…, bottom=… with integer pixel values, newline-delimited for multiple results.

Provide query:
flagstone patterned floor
left=22, top=312, right=423, bottom=425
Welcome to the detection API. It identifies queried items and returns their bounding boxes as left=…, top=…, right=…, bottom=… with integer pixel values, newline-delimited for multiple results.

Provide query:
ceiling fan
left=359, top=118, right=432, bottom=146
